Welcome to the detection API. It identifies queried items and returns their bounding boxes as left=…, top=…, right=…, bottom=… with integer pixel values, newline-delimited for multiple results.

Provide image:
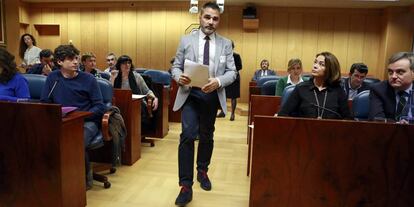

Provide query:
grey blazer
left=171, top=31, right=236, bottom=114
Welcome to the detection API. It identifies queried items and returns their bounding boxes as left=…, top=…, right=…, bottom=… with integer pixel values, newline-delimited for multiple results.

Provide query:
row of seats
left=279, top=84, right=371, bottom=120
left=257, top=75, right=380, bottom=96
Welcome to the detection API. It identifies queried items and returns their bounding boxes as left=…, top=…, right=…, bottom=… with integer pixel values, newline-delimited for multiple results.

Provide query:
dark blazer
left=341, top=78, right=371, bottom=99
left=368, top=80, right=397, bottom=121
left=252, top=69, right=276, bottom=81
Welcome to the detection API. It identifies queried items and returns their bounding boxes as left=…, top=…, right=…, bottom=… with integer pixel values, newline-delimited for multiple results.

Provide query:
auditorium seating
left=352, top=90, right=370, bottom=121
left=22, top=73, right=46, bottom=101
left=256, top=75, right=279, bottom=87
left=260, top=80, right=277, bottom=96
left=280, top=84, right=296, bottom=108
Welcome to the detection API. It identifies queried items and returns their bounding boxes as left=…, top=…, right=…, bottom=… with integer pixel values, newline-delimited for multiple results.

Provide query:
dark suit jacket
left=341, top=78, right=371, bottom=99
left=369, top=80, right=397, bottom=121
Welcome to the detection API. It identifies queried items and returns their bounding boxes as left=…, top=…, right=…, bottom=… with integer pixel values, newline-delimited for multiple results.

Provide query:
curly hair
left=53, top=44, right=80, bottom=68
left=19, top=34, right=37, bottom=60
left=0, top=47, right=18, bottom=84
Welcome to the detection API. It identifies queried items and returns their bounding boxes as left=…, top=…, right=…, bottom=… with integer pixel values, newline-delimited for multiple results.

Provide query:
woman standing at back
left=19, top=33, right=42, bottom=70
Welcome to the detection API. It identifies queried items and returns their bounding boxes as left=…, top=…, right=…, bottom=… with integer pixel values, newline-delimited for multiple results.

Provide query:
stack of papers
left=184, top=59, right=209, bottom=88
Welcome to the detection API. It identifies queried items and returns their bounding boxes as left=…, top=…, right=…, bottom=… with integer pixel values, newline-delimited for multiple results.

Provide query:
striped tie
left=396, top=91, right=408, bottom=119
left=203, top=36, right=210, bottom=65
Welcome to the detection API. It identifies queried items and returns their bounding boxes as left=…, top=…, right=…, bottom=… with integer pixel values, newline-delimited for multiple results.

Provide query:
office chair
left=22, top=74, right=47, bottom=101
left=261, top=80, right=278, bottom=96
left=352, top=90, right=370, bottom=121
left=256, top=75, right=279, bottom=87
left=141, top=70, right=171, bottom=147
left=88, top=78, right=117, bottom=189
left=280, top=84, right=296, bottom=108
left=364, top=78, right=380, bottom=85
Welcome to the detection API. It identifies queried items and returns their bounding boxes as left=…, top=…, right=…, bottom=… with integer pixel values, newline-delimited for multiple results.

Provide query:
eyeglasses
left=106, top=58, right=115, bottom=61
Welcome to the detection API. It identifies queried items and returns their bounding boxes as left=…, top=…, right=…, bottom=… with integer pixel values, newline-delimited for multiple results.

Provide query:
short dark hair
left=53, top=44, right=80, bottom=68
left=39, top=49, right=53, bottom=59
left=201, top=2, right=220, bottom=14
left=388, top=52, right=414, bottom=71
left=349, top=63, right=368, bottom=74
left=0, top=47, right=18, bottom=84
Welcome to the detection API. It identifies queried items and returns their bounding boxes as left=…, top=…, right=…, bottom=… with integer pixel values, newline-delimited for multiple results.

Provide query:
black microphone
left=310, top=103, right=342, bottom=119
left=47, top=80, right=59, bottom=99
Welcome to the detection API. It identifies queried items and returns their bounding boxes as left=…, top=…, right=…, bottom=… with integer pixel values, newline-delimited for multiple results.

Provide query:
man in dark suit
left=251, top=59, right=276, bottom=81
left=341, top=63, right=371, bottom=100
left=26, top=49, right=56, bottom=75
left=369, top=52, right=414, bottom=122
left=170, top=2, right=236, bottom=206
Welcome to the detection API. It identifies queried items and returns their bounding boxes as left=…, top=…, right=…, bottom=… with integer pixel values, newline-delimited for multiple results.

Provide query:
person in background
left=40, top=44, right=106, bottom=190
left=252, top=59, right=276, bottom=81
left=341, top=63, right=370, bottom=100
left=0, top=47, right=30, bottom=102
left=275, top=58, right=304, bottom=96
left=170, top=2, right=236, bottom=206
left=110, top=55, right=159, bottom=128
left=217, top=41, right=242, bottom=121
left=19, top=33, right=42, bottom=71
left=369, top=52, right=414, bottom=123
left=81, top=52, right=102, bottom=78
left=278, top=52, right=351, bottom=119
left=104, top=53, right=117, bottom=74
left=27, top=49, right=56, bottom=76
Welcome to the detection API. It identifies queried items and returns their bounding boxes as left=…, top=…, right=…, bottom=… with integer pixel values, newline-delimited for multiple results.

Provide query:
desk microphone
left=310, top=103, right=342, bottom=119
left=47, top=80, right=59, bottom=99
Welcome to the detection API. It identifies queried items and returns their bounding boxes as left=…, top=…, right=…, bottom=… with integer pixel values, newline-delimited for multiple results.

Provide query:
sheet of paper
left=132, top=94, right=146, bottom=99
left=184, top=59, right=209, bottom=88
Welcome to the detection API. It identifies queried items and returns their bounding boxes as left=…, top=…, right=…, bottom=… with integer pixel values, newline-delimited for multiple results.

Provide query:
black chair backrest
left=22, top=73, right=47, bottom=100
left=261, top=80, right=278, bottom=96
left=352, top=90, right=370, bottom=121
left=280, top=84, right=296, bottom=108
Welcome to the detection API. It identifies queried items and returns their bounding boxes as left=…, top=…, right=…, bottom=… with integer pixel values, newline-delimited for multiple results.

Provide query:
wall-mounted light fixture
left=189, top=0, right=198, bottom=14
left=217, top=0, right=224, bottom=13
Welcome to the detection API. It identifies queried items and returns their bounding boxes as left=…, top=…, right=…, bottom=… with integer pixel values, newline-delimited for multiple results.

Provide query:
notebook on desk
left=61, top=106, right=78, bottom=117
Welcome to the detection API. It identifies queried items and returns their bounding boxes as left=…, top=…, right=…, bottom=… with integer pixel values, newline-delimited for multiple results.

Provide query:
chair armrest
left=102, top=110, right=114, bottom=141
left=147, top=98, right=153, bottom=118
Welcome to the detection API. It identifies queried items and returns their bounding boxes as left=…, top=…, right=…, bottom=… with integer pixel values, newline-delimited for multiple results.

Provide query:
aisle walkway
left=86, top=114, right=250, bottom=207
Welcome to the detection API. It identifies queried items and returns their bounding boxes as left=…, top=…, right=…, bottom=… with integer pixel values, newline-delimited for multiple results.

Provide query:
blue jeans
left=178, top=88, right=219, bottom=186
left=83, top=121, right=101, bottom=186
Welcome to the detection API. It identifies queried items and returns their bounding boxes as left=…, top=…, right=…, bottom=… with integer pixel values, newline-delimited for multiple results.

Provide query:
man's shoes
left=216, top=111, right=225, bottom=118
left=197, top=170, right=212, bottom=191
left=230, top=113, right=235, bottom=121
left=175, top=185, right=193, bottom=206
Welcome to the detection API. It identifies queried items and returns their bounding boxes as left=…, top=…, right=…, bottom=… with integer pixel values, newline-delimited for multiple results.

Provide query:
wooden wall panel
left=23, top=3, right=394, bottom=103
left=94, top=8, right=108, bottom=69
left=107, top=8, right=122, bottom=60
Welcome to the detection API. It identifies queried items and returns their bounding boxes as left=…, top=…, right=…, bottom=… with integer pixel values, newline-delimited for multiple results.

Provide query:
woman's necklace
left=313, top=89, right=328, bottom=119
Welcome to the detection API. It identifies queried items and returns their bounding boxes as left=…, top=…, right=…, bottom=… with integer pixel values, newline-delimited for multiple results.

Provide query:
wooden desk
left=250, top=116, right=414, bottom=207
left=113, top=89, right=142, bottom=165
left=0, top=102, right=90, bottom=207
left=247, top=95, right=281, bottom=175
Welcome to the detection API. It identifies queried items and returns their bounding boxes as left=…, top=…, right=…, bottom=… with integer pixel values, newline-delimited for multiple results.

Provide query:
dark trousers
left=178, top=88, right=219, bottom=186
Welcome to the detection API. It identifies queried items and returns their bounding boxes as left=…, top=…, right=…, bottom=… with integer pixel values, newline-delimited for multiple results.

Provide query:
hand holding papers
left=184, top=59, right=209, bottom=88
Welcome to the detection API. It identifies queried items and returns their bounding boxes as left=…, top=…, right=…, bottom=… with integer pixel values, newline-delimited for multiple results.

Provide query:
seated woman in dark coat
left=278, top=52, right=351, bottom=119
left=0, top=47, right=30, bottom=102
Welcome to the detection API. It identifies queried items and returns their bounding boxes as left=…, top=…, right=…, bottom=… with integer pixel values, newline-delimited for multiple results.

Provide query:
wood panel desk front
left=113, top=89, right=142, bottom=165
left=0, top=102, right=90, bottom=207
left=250, top=116, right=414, bottom=207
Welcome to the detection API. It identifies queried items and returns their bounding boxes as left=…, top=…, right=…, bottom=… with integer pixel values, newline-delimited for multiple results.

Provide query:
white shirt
left=198, top=31, right=216, bottom=78
left=23, top=46, right=42, bottom=66
left=198, top=31, right=221, bottom=87
left=287, top=74, right=303, bottom=86
left=347, top=80, right=361, bottom=100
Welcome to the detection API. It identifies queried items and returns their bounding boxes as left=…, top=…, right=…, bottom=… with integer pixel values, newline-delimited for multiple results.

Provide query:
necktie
left=203, top=36, right=210, bottom=65
left=396, top=91, right=408, bottom=119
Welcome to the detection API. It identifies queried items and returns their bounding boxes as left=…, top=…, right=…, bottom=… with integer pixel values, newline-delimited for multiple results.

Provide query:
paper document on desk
left=184, top=59, right=209, bottom=88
